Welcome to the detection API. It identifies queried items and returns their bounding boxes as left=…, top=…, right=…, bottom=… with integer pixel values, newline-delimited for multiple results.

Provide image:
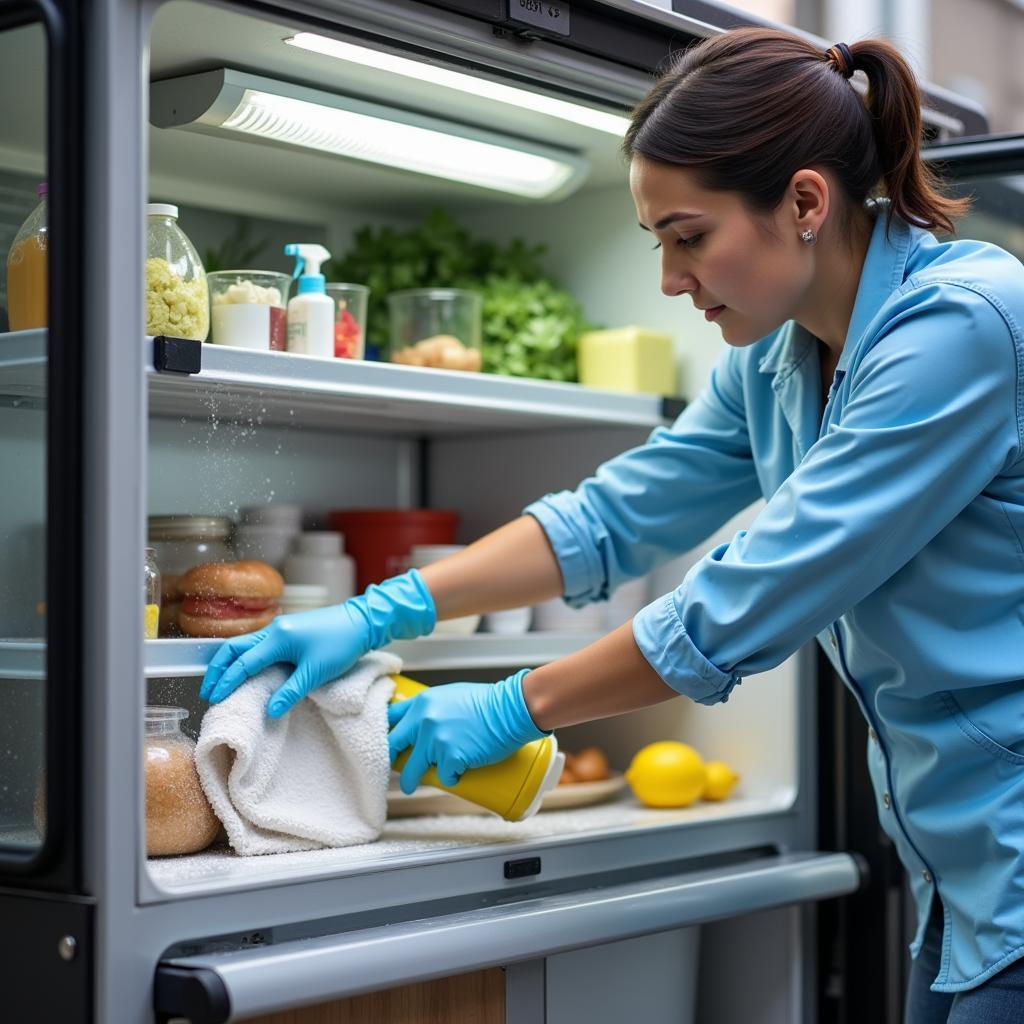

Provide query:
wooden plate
left=386, top=771, right=628, bottom=818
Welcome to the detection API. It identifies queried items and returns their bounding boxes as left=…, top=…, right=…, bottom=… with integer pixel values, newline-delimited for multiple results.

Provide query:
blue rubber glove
left=387, top=669, right=548, bottom=794
left=200, top=570, right=435, bottom=718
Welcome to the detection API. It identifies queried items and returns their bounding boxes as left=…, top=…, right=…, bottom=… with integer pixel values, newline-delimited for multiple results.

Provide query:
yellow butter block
left=578, top=326, right=676, bottom=396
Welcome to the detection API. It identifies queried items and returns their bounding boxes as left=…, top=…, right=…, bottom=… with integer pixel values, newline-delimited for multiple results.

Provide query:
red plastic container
left=327, top=509, right=460, bottom=592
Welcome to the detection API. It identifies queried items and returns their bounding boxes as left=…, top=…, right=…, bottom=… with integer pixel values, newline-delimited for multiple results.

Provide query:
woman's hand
left=387, top=670, right=547, bottom=793
left=199, top=570, right=436, bottom=717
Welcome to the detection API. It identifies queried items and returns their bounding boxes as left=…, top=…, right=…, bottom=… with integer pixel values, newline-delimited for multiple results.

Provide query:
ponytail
left=849, top=39, right=969, bottom=234
left=624, top=28, right=970, bottom=236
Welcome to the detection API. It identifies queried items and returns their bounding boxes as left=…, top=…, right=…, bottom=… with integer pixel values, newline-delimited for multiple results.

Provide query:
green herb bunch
left=326, top=208, right=592, bottom=381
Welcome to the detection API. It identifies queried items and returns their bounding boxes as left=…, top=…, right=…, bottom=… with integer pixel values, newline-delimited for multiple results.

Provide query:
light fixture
left=150, top=69, right=590, bottom=200
left=283, top=32, right=631, bottom=138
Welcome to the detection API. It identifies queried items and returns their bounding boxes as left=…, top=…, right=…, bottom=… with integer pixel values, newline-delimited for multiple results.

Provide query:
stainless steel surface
left=158, top=851, right=861, bottom=1020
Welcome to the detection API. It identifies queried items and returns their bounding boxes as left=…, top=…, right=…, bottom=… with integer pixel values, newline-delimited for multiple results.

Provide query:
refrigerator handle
left=154, top=850, right=865, bottom=1022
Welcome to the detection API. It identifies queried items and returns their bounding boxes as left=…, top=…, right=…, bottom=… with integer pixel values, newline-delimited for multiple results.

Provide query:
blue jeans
left=905, top=900, right=1024, bottom=1023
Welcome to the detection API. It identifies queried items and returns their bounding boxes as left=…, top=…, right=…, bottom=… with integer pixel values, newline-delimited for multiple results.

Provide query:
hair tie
left=826, top=42, right=854, bottom=79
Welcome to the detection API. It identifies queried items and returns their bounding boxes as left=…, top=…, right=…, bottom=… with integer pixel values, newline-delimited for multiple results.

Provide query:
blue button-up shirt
left=525, top=205, right=1024, bottom=992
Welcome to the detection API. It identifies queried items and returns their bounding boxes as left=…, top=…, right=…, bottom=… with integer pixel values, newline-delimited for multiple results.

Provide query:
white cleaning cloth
left=195, top=651, right=401, bottom=855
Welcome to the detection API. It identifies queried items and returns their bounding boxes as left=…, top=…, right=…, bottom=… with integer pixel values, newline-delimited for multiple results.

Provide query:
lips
left=703, top=305, right=725, bottom=322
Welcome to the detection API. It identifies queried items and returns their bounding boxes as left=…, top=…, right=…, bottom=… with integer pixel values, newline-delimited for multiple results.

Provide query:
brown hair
left=623, top=28, right=969, bottom=235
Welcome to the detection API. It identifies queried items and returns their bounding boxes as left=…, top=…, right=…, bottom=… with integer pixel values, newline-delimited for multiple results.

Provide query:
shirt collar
left=758, top=201, right=913, bottom=378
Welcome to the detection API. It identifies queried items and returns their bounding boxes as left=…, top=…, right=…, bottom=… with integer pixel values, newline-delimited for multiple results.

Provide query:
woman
left=201, top=28, right=1024, bottom=1022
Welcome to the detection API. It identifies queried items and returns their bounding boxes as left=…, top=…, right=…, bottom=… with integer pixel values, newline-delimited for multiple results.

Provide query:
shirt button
left=868, top=727, right=878, bottom=743
left=829, top=634, right=838, bottom=651
left=882, top=792, right=891, bottom=809
left=922, top=869, right=933, bottom=884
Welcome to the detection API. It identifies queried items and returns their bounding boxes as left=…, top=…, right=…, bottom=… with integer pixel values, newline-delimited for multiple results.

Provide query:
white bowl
left=531, top=597, right=604, bottom=632
left=433, top=614, right=481, bottom=636
left=482, top=607, right=533, bottom=635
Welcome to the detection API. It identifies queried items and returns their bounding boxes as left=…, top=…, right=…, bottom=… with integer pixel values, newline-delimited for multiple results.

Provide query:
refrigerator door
left=153, top=850, right=864, bottom=1023
left=0, top=0, right=87, bottom=894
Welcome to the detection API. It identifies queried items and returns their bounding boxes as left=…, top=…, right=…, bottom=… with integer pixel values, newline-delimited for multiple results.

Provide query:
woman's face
left=629, top=156, right=813, bottom=347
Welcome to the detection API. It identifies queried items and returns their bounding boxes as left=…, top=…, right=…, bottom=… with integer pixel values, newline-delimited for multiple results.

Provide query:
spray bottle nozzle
left=284, top=243, right=331, bottom=296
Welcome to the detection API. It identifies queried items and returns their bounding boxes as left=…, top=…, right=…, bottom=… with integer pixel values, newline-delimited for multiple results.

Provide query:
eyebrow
left=638, top=211, right=703, bottom=232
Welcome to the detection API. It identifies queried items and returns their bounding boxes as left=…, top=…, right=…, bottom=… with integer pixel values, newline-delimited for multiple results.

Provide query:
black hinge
left=153, top=335, right=203, bottom=374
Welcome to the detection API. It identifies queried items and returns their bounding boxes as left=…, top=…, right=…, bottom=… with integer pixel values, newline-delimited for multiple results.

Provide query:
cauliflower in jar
left=145, top=257, right=209, bottom=341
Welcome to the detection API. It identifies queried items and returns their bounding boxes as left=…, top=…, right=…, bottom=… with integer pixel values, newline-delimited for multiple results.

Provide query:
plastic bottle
left=145, top=204, right=208, bottom=341
left=390, top=674, right=564, bottom=822
left=285, top=243, right=333, bottom=358
left=283, top=531, right=355, bottom=605
left=7, top=183, right=48, bottom=331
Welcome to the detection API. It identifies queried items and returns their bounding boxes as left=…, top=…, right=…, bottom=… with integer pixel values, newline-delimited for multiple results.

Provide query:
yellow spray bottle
left=389, top=674, right=564, bottom=822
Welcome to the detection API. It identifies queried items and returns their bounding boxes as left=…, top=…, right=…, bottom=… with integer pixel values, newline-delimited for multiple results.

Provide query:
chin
left=721, top=316, right=785, bottom=348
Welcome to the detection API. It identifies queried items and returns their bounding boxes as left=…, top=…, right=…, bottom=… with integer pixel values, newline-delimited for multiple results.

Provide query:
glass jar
left=325, top=283, right=369, bottom=360
left=147, top=516, right=233, bottom=636
left=144, top=706, right=220, bottom=857
left=144, top=547, right=161, bottom=640
left=208, top=271, right=291, bottom=351
left=6, top=182, right=47, bottom=331
left=387, top=288, right=482, bottom=371
left=145, top=203, right=209, bottom=341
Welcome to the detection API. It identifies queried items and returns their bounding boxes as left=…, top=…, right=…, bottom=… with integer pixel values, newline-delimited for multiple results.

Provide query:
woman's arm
left=418, top=515, right=565, bottom=619
left=523, top=621, right=677, bottom=731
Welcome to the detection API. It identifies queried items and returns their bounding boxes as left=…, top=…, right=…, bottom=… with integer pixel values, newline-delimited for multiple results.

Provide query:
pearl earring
left=800, top=228, right=817, bottom=245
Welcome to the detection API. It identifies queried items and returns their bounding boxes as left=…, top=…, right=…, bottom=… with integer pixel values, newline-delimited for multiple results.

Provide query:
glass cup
left=208, top=271, right=291, bottom=351
left=387, top=288, right=482, bottom=371
left=326, top=283, right=369, bottom=360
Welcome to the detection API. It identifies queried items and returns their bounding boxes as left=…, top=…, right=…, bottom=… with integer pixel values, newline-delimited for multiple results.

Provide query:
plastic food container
left=482, top=607, right=533, bottom=635
left=233, top=504, right=302, bottom=570
left=326, top=283, right=369, bottom=360
left=283, top=531, right=355, bottom=605
left=280, top=583, right=330, bottom=615
left=387, top=288, right=482, bottom=371
left=408, top=544, right=480, bottom=635
left=327, top=509, right=459, bottom=592
left=208, top=271, right=290, bottom=351
left=6, top=182, right=47, bottom=331
left=145, top=706, right=220, bottom=857
left=145, top=204, right=209, bottom=341
left=147, top=516, right=233, bottom=636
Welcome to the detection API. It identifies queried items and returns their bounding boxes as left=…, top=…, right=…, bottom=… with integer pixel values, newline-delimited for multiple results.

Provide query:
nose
left=661, top=259, right=697, bottom=298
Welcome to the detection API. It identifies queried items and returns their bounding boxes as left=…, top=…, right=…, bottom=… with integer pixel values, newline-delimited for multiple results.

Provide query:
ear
left=786, top=169, right=830, bottom=236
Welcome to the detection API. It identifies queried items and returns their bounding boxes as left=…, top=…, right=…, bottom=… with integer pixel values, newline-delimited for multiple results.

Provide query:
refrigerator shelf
left=0, top=633, right=604, bottom=680
left=0, top=330, right=673, bottom=434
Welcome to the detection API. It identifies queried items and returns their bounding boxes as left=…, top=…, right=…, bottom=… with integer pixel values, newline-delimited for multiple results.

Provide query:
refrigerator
left=0, top=0, right=1017, bottom=1021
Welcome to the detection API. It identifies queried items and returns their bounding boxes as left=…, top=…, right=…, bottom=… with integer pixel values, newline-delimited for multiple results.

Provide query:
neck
left=794, top=211, right=874, bottom=357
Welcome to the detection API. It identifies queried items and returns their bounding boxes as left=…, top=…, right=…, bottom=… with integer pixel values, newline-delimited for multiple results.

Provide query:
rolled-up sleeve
left=634, top=282, right=1022, bottom=704
left=524, top=345, right=762, bottom=606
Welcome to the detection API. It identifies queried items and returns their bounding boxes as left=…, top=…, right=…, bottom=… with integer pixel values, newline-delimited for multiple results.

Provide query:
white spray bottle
left=285, top=243, right=333, bottom=358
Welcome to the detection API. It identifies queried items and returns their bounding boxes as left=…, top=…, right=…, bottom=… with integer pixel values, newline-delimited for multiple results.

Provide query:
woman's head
left=624, top=28, right=969, bottom=346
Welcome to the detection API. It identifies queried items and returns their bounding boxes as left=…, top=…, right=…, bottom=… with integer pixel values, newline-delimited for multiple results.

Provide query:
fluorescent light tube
left=284, top=32, right=631, bottom=137
left=150, top=69, right=590, bottom=200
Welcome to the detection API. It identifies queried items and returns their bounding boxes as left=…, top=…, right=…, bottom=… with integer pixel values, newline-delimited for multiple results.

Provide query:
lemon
left=702, top=761, right=740, bottom=801
left=625, top=741, right=707, bottom=808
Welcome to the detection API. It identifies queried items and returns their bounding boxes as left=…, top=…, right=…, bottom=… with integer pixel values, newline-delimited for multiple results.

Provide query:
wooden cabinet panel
left=239, top=968, right=505, bottom=1024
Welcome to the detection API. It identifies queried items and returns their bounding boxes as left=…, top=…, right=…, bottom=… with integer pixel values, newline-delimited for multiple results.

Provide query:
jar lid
left=147, top=203, right=179, bottom=219
left=148, top=515, right=232, bottom=541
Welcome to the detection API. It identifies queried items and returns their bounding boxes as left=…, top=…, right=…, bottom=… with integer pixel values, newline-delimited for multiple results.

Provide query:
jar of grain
left=145, top=706, right=220, bottom=857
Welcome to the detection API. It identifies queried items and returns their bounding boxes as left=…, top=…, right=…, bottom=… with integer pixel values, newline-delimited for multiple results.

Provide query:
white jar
left=283, top=532, right=356, bottom=605
left=233, top=524, right=299, bottom=570
left=280, top=583, right=330, bottom=615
